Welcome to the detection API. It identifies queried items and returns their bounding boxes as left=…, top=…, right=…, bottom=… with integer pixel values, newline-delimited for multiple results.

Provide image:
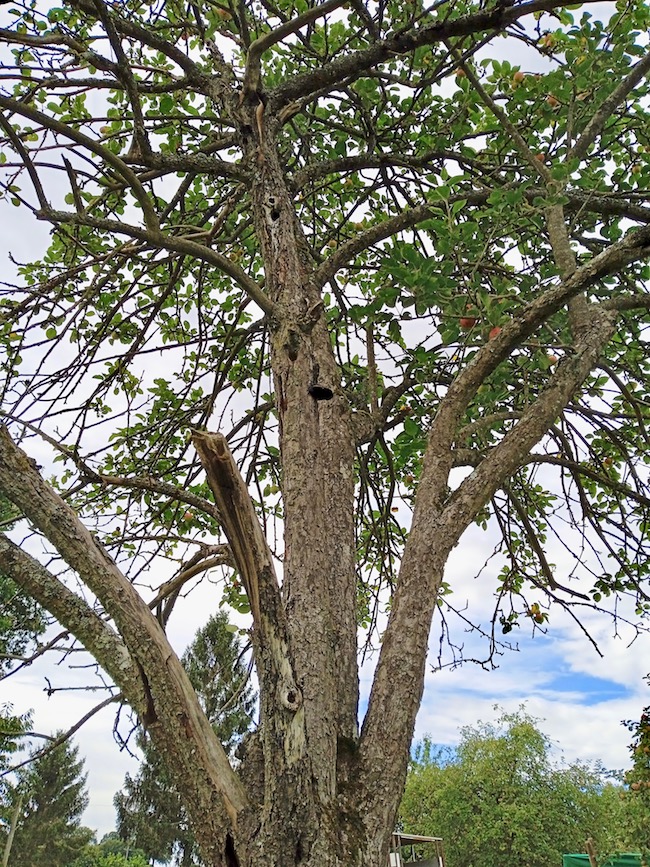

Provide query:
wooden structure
left=389, top=833, right=445, bottom=867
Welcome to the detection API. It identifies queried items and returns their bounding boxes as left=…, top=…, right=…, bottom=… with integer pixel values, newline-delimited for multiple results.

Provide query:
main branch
left=0, top=426, right=246, bottom=848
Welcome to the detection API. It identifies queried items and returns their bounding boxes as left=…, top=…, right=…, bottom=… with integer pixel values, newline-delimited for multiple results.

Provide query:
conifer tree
left=7, top=737, right=93, bottom=867
left=115, top=613, right=254, bottom=866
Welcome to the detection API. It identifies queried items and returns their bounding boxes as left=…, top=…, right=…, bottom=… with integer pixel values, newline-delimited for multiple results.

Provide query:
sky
left=2, top=0, right=650, bottom=844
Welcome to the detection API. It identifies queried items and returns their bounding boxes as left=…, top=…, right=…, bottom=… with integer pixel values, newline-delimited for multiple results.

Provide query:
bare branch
left=3, top=695, right=121, bottom=776
left=191, top=432, right=302, bottom=708
left=502, top=482, right=590, bottom=601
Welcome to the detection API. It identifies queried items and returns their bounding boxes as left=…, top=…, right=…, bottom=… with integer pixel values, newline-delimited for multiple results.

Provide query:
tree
left=622, top=678, right=650, bottom=859
left=69, top=832, right=150, bottom=867
left=400, top=711, right=627, bottom=867
left=114, top=613, right=255, bottom=866
left=70, top=853, right=149, bottom=867
left=4, top=737, right=94, bottom=867
left=0, top=708, right=28, bottom=797
left=1, top=0, right=650, bottom=864
left=0, top=708, right=29, bottom=867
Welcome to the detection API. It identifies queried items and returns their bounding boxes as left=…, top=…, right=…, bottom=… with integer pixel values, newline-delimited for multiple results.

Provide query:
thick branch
left=192, top=431, right=304, bottom=730
left=0, top=426, right=247, bottom=827
left=443, top=309, right=617, bottom=542
left=0, top=534, right=140, bottom=696
left=193, top=431, right=271, bottom=629
left=270, top=0, right=603, bottom=108
left=422, top=220, right=650, bottom=488
left=124, top=150, right=249, bottom=181
left=359, top=303, right=617, bottom=837
left=290, top=148, right=488, bottom=189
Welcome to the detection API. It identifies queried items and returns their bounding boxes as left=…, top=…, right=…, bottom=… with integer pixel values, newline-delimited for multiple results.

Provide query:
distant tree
left=400, top=710, right=626, bottom=867
left=622, top=678, right=650, bottom=859
left=0, top=495, right=44, bottom=858
left=6, top=737, right=94, bottom=867
left=115, top=613, right=254, bottom=866
left=179, top=612, right=255, bottom=756
left=70, top=832, right=149, bottom=867
left=70, top=850, right=149, bottom=867
left=0, top=707, right=30, bottom=866
left=0, top=707, right=28, bottom=796
left=95, top=829, right=148, bottom=858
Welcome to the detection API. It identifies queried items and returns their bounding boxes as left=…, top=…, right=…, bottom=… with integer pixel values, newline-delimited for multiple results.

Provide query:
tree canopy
left=1, top=0, right=650, bottom=864
left=401, top=710, right=629, bottom=867
left=622, top=680, right=650, bottom=860
left=69, top=832, right=150, bottom=867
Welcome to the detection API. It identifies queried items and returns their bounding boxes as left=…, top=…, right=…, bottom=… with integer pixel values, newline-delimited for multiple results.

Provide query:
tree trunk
left=1, top=793, right=23, bottom=867
left=204, top=96, right=366, bottom=866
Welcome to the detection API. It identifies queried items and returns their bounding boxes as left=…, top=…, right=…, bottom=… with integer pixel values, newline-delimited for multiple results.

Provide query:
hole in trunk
left=308, top=385, right=333, bottom=401
left=225, top=832, right=240, bottom=867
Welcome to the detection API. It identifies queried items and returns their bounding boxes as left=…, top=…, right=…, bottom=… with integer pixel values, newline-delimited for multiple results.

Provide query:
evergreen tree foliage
left=0, top=707, right=28, bottom=794
left=6, top=737, right=93, bottom=867
left=0, top=706, right=29, bottom=857
left=400, top=710, right=627, bottom=867
left=114, top=613, right=254, bottom=866
left=180, top=612, right=255, bottom=756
